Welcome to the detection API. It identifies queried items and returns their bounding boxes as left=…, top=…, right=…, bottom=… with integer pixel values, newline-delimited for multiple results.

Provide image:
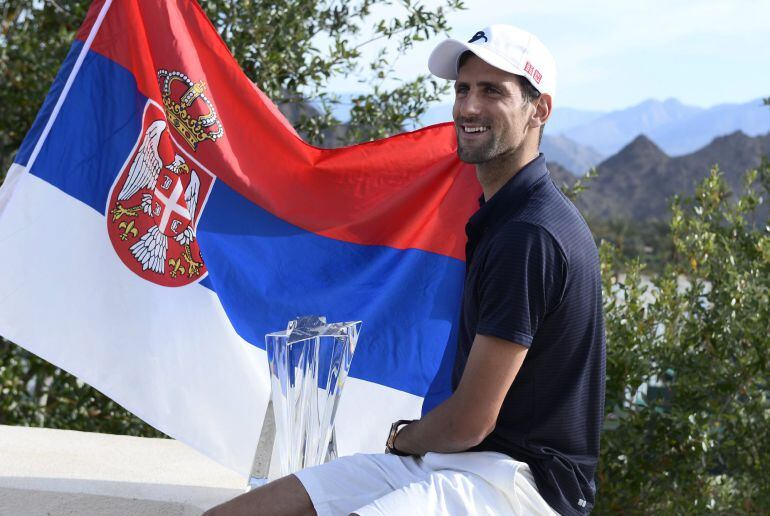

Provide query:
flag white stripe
left=0, top=164, right=26, bottom=216
left=0, top=171, right=423, bottom=475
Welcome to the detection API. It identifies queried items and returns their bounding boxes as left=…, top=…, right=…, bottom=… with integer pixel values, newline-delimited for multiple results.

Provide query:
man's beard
left=457, top=136, right=499, bottom=164
left=455, top=124, right=507, bottom=164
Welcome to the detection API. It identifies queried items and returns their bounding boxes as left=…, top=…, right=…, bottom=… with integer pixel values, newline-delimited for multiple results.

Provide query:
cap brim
left=428, top=38, right=527, bottom=80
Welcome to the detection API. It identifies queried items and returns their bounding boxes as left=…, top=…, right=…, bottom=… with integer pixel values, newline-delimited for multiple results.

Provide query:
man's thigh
left=352, top=468, right=510, bottom=515
left=294, top=453, right=431, bottom=516
left=352, top=453, right=559, bottom=516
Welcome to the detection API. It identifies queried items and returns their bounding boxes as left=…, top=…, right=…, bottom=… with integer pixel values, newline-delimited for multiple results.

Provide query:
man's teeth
left=464, top=126, right=489, bottom=133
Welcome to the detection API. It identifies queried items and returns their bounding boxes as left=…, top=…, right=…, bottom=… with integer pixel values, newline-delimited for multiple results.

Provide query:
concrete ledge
left=0, top=425, right=245, bottom=515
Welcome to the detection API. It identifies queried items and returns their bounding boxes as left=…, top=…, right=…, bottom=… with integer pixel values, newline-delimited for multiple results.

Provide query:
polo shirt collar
left=466, top=153, right=549, bottom=237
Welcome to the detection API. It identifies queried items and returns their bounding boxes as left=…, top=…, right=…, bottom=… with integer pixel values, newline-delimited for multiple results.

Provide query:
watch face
left=387, top=421, right=402, bottom=451
left=387, top=420, right=414, bottom=455
left=387, top=424, right=398, bottom=447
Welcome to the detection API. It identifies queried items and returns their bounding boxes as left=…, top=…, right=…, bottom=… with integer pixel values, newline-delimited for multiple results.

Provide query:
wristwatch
left=385, top=419, right=416, bottom=456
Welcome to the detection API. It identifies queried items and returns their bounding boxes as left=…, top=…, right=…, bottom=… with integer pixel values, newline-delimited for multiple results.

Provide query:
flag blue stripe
left=16, top=41, right=85, bottom=168
left=18, top=44, right=146, bottom=213
left=198, top=180, right=462, bottom=400
left=14, top=45, right=461, bottom=404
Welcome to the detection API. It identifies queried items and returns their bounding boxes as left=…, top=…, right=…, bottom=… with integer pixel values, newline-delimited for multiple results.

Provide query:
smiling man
left=206, top=24, right=605, bottom=516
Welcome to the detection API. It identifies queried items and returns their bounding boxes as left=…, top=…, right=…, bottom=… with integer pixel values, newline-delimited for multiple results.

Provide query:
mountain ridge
left=575, top=130, right=770, bottom=221
left=557, top=97, right=770, bottom=158
left=540, top=134, right=604, bottom=176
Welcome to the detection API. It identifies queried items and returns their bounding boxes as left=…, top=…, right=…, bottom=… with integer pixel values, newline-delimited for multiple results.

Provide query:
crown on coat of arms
left=158, top=69, right=223, bottom=150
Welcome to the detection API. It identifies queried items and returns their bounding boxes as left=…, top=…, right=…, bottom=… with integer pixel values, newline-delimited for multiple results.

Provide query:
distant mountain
left=544, top=106, right=605, bottom=134
left=598, top=134, right=669, bottom=174
left=541, top=134, right=604, bottom=176
left=547, top=161, right=577, bottom=191
left=575, top=131, right=770, bottom=221
left=647, top=99, right=770, bottom=155
left=559, top=98, right=770, bottom=158
left=562, top=98, right=703, bottom=156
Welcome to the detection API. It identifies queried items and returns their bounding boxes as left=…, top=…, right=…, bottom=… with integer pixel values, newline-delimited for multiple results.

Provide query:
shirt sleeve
left=476, top=221, right=566, bottom=347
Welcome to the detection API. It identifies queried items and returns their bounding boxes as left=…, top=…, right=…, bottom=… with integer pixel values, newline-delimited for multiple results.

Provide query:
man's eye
left=455, top=87, right=468, bottom=95
left=486, top=87, right=500, bottom=95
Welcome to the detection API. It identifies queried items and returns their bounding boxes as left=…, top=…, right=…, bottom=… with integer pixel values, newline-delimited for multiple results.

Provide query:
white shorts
left=294, top=451, right=560, bottom=516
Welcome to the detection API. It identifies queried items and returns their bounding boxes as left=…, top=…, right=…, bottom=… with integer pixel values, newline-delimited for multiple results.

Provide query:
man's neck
left=475, top=147, right=540, bottom=201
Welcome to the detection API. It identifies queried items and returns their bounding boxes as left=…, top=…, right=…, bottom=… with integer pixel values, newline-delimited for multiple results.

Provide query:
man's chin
left=456, top=135, right=500, bottom=163
left=458, top=154, right=482, bottom=164
left=457, top=147, right=492, bottom=164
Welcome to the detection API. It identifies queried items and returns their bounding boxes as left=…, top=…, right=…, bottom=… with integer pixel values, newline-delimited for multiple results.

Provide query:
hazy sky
left=327, top=0, right=770, bottom=111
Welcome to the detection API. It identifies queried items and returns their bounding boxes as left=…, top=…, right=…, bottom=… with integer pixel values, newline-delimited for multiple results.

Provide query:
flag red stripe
left=77, top=0, right=478, bottom=261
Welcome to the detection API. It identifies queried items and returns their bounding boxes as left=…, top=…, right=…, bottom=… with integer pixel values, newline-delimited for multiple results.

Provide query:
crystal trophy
left=248, top=316, right=362, bottom=488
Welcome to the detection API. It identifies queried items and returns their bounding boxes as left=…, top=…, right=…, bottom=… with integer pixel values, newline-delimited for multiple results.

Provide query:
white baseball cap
left=428, top=24, right=557, bottom=98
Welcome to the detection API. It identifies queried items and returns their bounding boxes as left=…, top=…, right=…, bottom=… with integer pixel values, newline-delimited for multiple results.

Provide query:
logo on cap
left=524, top=61, right=543, bottom=84
left=468, top=31, right=488, bottom=43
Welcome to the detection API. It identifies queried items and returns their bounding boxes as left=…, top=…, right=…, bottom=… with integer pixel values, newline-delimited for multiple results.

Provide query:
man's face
left=452, top=55, right=534, bottom=164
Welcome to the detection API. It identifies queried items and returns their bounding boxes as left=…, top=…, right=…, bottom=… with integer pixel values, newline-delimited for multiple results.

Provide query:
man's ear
left=530, top=93, right=552, bottom=129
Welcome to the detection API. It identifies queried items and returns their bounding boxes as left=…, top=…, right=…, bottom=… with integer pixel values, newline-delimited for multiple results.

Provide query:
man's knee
left=203, top=474, right=315, bottom=516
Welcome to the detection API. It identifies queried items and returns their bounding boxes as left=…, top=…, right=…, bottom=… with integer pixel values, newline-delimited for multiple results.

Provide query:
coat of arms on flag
left=106, top=70, right=220, bottom=287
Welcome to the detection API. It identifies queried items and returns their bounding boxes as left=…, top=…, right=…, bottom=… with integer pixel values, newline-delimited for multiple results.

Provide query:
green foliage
left=561, top=166, right=597, bottom=201
left=588, top=217, right=674, bottom=274
left=565, top=169, right=678, bottom=276
left=596, top=162, right=770, bottom=512
left=0, top=0, right=92, bottom=175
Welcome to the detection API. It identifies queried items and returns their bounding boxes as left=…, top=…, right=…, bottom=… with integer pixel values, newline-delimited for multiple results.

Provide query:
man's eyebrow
left=454, top=80, right=506, bottom=90
left=476, top=80, right=505, bottom=89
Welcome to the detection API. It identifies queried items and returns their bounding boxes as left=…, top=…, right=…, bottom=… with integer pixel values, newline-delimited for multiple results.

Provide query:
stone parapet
left=0, top=425, right=244, bottom=515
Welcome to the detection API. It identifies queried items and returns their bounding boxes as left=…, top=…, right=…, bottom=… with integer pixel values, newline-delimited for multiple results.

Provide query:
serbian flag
left=0, top=0, right=478, bottom=474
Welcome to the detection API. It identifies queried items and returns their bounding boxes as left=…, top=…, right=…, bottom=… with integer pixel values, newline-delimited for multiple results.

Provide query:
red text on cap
left=524, top=61, right=542, bottom=84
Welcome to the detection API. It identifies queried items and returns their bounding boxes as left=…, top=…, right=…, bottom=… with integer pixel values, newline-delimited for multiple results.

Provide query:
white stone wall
left=0, top=425, right=245, bottom=515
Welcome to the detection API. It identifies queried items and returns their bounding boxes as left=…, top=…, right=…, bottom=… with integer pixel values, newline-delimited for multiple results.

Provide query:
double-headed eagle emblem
left=113, top=119, right=201, bottom=275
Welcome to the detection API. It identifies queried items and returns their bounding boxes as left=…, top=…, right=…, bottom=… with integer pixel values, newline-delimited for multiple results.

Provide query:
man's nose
left=458, top=90, right=482, bottom=119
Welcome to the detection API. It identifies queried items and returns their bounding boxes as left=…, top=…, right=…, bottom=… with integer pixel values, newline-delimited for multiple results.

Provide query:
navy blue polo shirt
left=452, top=154, right=606, bottom=515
